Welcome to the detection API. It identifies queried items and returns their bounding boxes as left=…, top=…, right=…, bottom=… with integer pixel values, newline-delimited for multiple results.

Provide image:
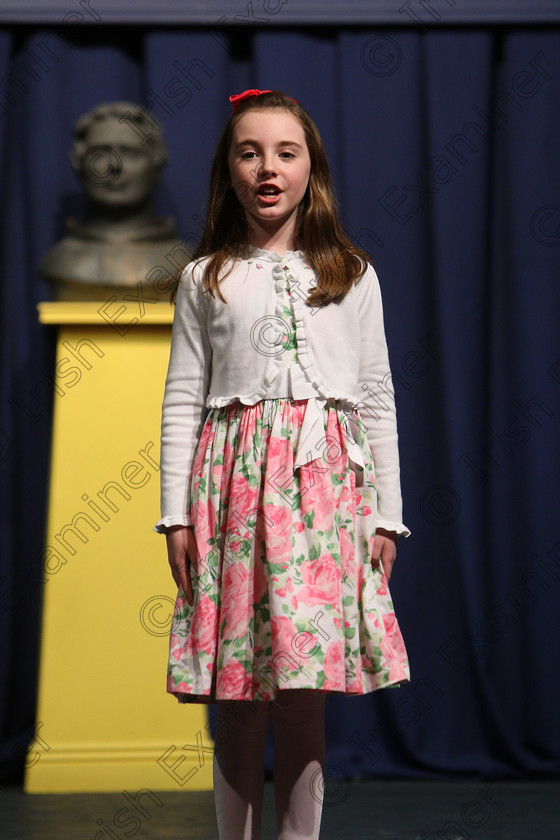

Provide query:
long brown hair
left=172, top=91, right=372, bottom=306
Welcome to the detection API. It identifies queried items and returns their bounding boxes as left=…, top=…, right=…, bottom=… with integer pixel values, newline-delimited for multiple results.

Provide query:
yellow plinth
left=25, top=301, right=214, bottom=793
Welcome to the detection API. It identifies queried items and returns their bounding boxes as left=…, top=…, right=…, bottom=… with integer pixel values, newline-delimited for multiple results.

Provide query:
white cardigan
left=154, top=245, right=410, bottom=537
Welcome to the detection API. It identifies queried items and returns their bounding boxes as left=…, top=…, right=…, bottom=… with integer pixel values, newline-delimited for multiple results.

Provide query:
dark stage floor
left=1, top=780, right=559, bottom=839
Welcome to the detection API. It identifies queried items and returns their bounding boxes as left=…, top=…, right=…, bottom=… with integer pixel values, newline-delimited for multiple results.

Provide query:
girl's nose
left=258, top=156, right=277, bottom=178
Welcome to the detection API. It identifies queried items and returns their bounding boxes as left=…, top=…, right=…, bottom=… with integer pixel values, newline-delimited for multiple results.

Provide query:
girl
left=154, top=89, right=411, bottom=840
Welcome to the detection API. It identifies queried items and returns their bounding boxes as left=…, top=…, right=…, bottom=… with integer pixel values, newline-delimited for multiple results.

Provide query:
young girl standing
left=154, top=89, right=411, bottom=840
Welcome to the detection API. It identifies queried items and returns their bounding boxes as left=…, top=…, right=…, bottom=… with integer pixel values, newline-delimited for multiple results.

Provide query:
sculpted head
left=71, top=102, right=169, bottom=213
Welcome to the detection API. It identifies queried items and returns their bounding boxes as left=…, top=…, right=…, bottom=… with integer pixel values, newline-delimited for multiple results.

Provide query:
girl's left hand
left=372, top=528, right=398, bottom=581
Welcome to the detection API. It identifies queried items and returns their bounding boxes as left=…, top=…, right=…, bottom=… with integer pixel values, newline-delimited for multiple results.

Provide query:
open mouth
left=257, top=185, right=281, bottom=198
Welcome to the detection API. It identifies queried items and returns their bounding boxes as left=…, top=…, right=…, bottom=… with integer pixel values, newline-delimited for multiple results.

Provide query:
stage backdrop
left=1, top=21, right=559, bottom=785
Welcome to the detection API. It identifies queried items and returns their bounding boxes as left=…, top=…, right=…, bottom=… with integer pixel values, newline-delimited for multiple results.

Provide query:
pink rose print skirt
left=167, top=397, right=410, bottom=703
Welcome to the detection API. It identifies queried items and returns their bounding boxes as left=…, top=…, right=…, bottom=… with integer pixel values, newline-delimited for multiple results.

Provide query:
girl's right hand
left=166, top=525, right=197, bottom=606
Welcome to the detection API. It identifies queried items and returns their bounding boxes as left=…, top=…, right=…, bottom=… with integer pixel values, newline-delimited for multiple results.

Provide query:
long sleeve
left=153, top=262, right=212, bottom=533
left=354, top=264, right=410, bottom=537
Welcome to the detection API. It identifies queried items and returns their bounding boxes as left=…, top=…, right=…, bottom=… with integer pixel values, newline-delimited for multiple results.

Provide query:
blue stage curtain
left=1, top=23, right=559, bottom=784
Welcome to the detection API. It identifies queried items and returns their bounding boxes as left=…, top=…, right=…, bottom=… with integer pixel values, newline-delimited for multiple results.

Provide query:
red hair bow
left=229, top=89, right=298, bottom=112
left=229, top=89, right=273, bottom=111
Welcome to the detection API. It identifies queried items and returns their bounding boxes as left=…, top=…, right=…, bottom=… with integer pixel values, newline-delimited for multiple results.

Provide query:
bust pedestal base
left=25, top=302, right=213, bottom=793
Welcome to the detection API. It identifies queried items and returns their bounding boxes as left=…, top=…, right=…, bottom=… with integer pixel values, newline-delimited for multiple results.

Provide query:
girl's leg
left=271, top=689, right=326, bottom=840
left=212, top=699, right=271, bottom=840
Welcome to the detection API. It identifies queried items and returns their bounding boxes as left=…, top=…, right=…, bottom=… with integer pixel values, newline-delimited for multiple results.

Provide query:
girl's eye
left=239, top=150, right=295, bottom=160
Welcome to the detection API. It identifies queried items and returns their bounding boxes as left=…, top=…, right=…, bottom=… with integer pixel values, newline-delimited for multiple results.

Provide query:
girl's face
left=227, top=109, right=311, bottom=240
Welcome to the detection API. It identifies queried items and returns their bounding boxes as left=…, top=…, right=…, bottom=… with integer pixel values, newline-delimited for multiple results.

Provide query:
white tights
left=212, top=689, right=326, bottom=840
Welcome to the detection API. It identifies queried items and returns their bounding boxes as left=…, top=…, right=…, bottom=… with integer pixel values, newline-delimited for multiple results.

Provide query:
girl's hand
left=372, top=528, right=398, bottom=581
left=166, top=525, right=197, bottom=606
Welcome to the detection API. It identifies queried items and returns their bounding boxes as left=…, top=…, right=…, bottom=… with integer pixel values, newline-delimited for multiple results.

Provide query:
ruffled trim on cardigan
left=205, top=391, right=364, bottom=408
left=245, top=245, right=305, bottom=261
left=375, top=521, right=411, bottom=539
left=153, top=513, right=191, bottom=534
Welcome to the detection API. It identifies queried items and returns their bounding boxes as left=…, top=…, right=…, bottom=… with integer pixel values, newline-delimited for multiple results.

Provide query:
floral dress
left=167, top=261, right=410, bottom=703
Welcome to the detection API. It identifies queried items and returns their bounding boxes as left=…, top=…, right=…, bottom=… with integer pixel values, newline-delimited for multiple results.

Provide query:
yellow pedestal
left=25, top=302, right=214, bottom=793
